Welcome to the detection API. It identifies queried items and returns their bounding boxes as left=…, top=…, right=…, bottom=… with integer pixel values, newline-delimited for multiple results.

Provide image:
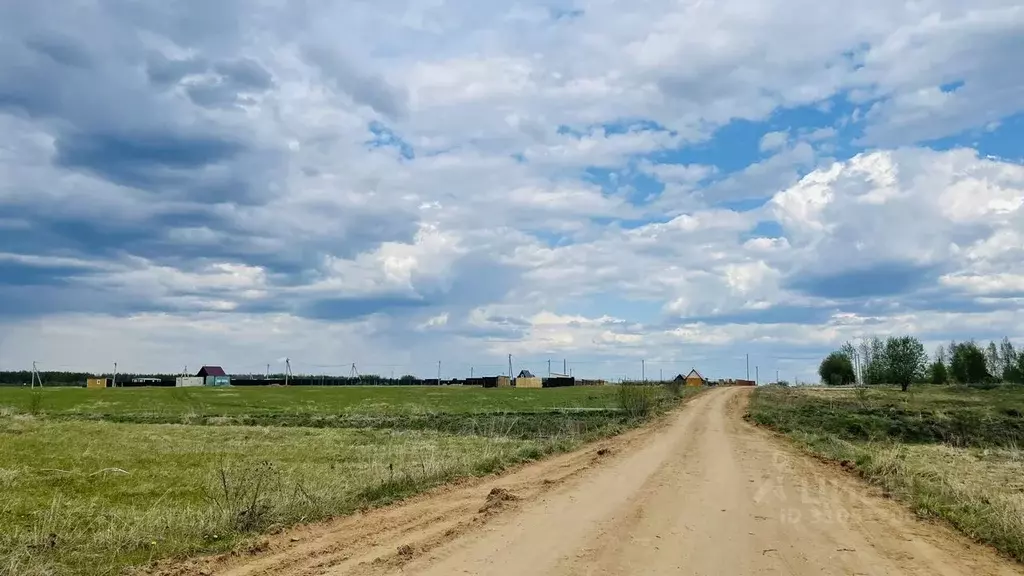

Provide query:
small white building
left=175, top=376, right=204, bottom=387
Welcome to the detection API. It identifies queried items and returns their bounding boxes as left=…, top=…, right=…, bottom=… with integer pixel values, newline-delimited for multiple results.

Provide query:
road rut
left=180, top=387, right=1023, bottom=576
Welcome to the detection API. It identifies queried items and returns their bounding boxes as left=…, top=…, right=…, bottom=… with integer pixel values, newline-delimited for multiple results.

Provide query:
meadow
left=0, top=384, right=689, bottom=575
left=748, top=385, right=1024, bottom=562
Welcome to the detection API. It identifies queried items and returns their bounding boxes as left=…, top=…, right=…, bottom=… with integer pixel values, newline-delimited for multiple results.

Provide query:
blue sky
left=1, top=0, right=1023, bottom=381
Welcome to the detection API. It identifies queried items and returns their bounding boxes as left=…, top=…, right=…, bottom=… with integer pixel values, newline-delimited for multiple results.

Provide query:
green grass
left=0, top=418, right=578, bottom=576
left=0, top=385, right=693, bottom=575
left=0, top=386, right=634, bottom=439
left=749, top=384, right=1024, bottom=447
left=0, top=386, right=620, bottom=418
left=749, top=385, right=1024, bottom=562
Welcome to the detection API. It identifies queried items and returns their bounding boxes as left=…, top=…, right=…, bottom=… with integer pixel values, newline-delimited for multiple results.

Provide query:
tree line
left=819, top=336, right=1024, bottom=391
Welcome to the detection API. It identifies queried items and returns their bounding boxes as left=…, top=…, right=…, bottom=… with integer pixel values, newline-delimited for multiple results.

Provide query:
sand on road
left=181, top=387, right=1023, bottom=576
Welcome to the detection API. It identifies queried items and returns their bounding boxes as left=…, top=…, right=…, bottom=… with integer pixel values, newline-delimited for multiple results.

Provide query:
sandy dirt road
left=179, top=387, right=1023, bottom=576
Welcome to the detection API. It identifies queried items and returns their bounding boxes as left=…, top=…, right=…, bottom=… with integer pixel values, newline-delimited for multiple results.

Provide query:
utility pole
left=746, top=354, right=750, bottom=380
left=113, top=362, right=118, bottom=388
left=756, top=366, right=759, bottom=386
left=30, top=361, right=42, bottom=388
left=266, top=364, right=270, bottom=378
left=776, top=369, right=779, bottom=384
left=563, top=359, right=566, bottom=375
left=660, top=368, right=663, bottom=382
left=437, top=360, right=442, bottom=384
left=508, top=354, right=513, bottom=379
left=642, top=359, right=646, bottom=382
left=547, top=359, right=551, bottom=377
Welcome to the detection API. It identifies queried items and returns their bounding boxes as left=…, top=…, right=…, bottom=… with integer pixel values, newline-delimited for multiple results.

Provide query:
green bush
left=819, top=352, right=855, bottom=385
left=617, top=385, right=658, bottom=420
left=663, top=378, right=683, bottom=397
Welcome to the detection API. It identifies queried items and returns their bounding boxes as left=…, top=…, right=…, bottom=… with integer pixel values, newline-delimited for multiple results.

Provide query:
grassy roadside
left=748, top=385, right=1024, bottom=562
left=1, top=385, right=695, bottom=575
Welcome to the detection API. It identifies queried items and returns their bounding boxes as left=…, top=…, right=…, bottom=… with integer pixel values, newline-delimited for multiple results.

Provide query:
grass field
left=749, top=385, right=1024, bottom=562
left=0, top=385, right=691, bottom=576
left=0, top=386, right=621, bottom=416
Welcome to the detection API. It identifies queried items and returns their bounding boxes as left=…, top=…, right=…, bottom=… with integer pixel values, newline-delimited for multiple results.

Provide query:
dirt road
left=185, top=387, right=1022, bottom=576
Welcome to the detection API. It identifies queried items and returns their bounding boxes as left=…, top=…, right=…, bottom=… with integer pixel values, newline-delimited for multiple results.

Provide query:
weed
left=617, top=385, right=658, bottom=420
left=854, top=385, right=868, bottom=405
left=207, top=462, right=280, bottom=533
left=27, top=392, right=43, bottom=416
left=663, top=378, right=683, bottom=398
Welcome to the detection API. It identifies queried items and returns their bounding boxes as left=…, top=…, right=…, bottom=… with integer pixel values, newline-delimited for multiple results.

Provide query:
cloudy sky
left=1, top=0, right=1023, bottom=381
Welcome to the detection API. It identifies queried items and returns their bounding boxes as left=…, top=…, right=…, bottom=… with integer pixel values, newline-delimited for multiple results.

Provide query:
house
left=197, top=366, right=230, bottom=387
left=683, top=369, right=707, bottom=387
left=515, top=370, right=542, bottom=388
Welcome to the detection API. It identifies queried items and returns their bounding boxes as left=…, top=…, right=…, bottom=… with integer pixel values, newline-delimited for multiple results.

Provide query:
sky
left=1, top=0, right=1023, bottom=382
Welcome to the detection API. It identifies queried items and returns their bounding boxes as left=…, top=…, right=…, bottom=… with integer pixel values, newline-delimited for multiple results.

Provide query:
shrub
left=819, top=352, right=856, bottom=386
left=663, top=378, right=683, bottom=397
left=617, top=385, right=658, bottom=419
left=27, top=391, right=44, bottom=415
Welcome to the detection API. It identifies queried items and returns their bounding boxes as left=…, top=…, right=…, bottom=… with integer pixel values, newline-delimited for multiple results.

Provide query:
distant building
left=682, top=369, right=707, bottom=387
left=197, top=366, right=230, bottom=387
left=515, top=370, right=542, bottom=388
left=86, top=377, right=112, bottom=389
left=543, top=374, right=575, bottom=388
left=482, top=375, right=511, bottom=388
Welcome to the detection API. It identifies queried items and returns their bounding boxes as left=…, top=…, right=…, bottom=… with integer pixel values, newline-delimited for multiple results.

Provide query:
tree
left=1005, top=349, right=1024, bottom=385
left=884, top=335, right=927, bottom=392
left=862, top=337, right=888, bottom=385
left=999, top=337, right=1019, bottom=382
left=949, top=341, right=990, bottom=384
left=820, top=351, right=856, bottom=386
left=928, top=359, right=948, bottom=384
left=839, top=341, right=859, bottom=382
left=986, top=341, right=1002, bottom=380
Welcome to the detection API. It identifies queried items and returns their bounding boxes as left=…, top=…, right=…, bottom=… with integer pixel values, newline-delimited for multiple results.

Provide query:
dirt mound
left=479, top=487, right=520, bottom=513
